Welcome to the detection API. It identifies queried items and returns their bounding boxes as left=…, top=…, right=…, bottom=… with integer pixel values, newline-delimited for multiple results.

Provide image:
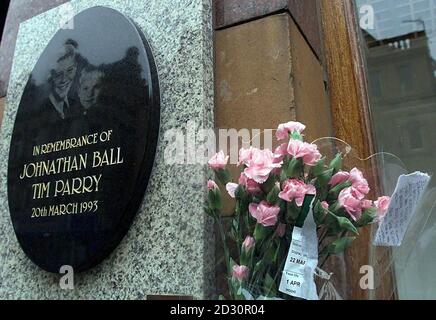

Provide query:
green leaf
left=326, top=212, right=359, bottom=235
left=263, top=273, right=278, bottom=297
left=245, top=209, right=254, bottom=234
left=251, top=260, right=265, bottom=282
left=280, top=169, right=288, bottom=183
left=235, top=185, right=246, bottom=200
left=240, top=251, right=249, bottom=266
left=229, top=278, right=241, bottom=300
left=216, top=169, right=232, bottom=185
left=279, top=199, right=286, bottom=212
left=239, top=198, right=249, bottom=216
left=267, top=185, right=280, bottom=204
left=328, top=181, right=352, bottom=200
left=286, top=201, right=301, bottom=223
left=253, top=260, right=263, bottom=275
left=208, top=188, right=222, bottom=210
left=204, top=205, right=215, bottom=219
left=329, top=153, right=343, bottom=173
left=328, top=201, right=342, bottom=214
left=232, top=218, right=239, bottom=234
left=290, top=131, right=304, bottom=141
left=272, top=238, right=283, bottom=263
left=229, top=257, right=237, bottom=272
left=311, top=157, right=326, bottom=177
left=327, top=237, right=356, bottom=254
left=336, top=215, right=359, bottom=235
left=313, top=201, right=327, bottom=225
left=356, top=207, right=377, bottom=227
left=254, top=224, right=272, bottom=242
left=235, top=199, right=241, bottom=216
left=229, top=225, right=237, bottom=241
left=261, top=174, right=276, bottom=194
left=263, top=243, right=275, bottom=262
left=286, top=158, right=303, bottom=179
left=317, top=169, right=334, bottom=188
left=325, top=212, right=341, bottom=234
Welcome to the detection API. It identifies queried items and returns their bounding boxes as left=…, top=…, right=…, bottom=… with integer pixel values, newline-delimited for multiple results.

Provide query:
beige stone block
left=216, top=13, right=296, bottom=132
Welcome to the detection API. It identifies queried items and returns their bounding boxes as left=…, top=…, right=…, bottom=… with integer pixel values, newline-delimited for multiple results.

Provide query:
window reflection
left=356, top=0, right=436, bottom=300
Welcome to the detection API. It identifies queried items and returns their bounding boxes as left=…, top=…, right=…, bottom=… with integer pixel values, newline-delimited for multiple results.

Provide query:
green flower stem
left=237, top=205, right=244, bottom=256
left=274, top=257, right=287, bottom=297
left=248, top=230, right=278, bottom=294
left=318, top=230, right=348, bottom=269
left=213, top=213, right=234, bottom=297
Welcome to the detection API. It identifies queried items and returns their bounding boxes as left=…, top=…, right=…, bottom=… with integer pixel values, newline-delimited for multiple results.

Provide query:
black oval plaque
left=7, top=6, right=160, bottom=272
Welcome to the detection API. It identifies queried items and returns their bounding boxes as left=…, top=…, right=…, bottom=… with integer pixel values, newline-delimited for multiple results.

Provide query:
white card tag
left=279, top=207, right=318, bottom=300
left=373, top=171, right=430, bottom=247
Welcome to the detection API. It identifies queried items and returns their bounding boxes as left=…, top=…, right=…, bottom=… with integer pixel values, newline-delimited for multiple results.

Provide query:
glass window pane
left=355, top=0, right=436, bottom=300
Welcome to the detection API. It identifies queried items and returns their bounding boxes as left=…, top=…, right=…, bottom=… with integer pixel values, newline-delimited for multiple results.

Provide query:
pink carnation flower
left=249, top=201, right=280, bottom=227
left=239, top=173, right=262, bottom=194
left=338, top=187, right=365, bottom=221
left=329, top=168, right=370, bottom=196
left=349, top=168, right=370, bottom=195
left=329, top=171, right=350, bottom=186
left=238, top=147, right=255, bottom=166
left=243, top=148, right=282, bottom=183
left=273, top=143, right=288, bottom=161
left=232, top=265, right=249, bottom=281
left=375, top=196, right=391, bottom=220
left=275, top=223, right=286, bottom=238
left=208, top=151, right=229, bottom=170
left=287, top=140, right=322, bottom=166
left=276, top=121, right=306, bottom=140
left=278, top=179, right=316, bottom=207
left=207, top=180, right=219, bottom=190
left=242, top=236, right=255, bottom=251
left=361, top=199, right=373, bottom=210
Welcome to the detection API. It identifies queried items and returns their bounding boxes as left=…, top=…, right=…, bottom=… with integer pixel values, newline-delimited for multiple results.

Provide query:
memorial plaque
left=7, top=6, right=160, bottom=272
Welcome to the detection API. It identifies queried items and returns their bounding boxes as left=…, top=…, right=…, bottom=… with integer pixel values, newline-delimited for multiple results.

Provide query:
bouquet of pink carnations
left=204, top=121, right=390, bottom=300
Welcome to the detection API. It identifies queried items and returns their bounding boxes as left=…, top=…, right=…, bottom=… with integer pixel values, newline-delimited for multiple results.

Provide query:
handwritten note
left=373, top=172, right=430, bottom=247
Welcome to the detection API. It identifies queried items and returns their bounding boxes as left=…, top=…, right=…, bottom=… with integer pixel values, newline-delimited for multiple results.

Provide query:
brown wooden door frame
left=320, top=0, right=397, bottom=300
